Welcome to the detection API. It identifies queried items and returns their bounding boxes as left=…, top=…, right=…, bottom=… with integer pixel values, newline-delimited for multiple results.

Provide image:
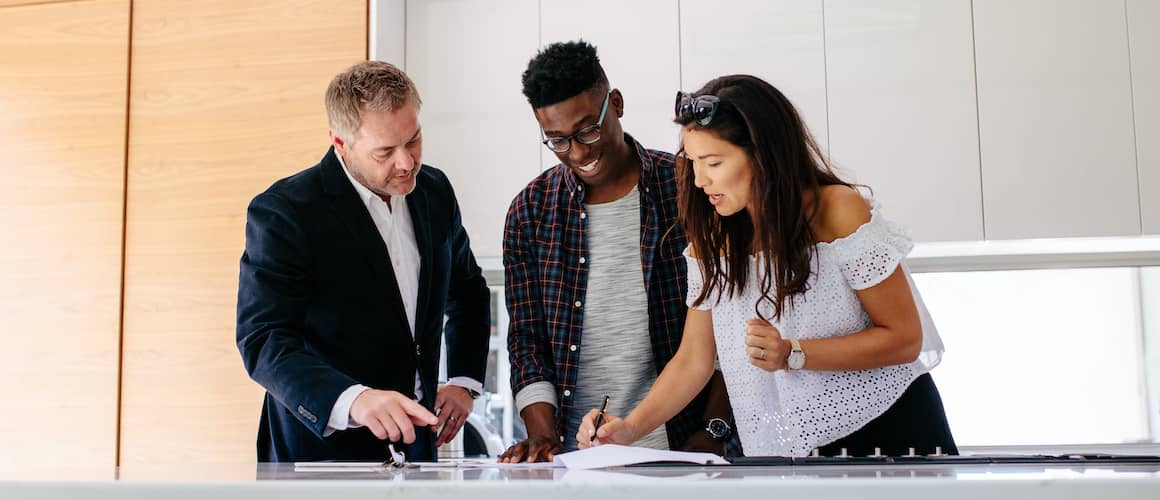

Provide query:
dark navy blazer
left=236, top=147, right=489, bottom=462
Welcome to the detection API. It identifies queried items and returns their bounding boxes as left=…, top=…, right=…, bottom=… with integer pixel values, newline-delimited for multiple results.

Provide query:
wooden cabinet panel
left=0, top=0, right=128, bottom=473
left=120, top=0, right=366, bottom=465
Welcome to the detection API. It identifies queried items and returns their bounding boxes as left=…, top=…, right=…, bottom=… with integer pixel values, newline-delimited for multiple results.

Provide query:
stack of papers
left=552, top=444, right=729, bottom=470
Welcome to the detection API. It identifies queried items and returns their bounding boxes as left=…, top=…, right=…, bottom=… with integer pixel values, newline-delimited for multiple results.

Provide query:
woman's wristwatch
left=787, top=338, right=805, bottom=370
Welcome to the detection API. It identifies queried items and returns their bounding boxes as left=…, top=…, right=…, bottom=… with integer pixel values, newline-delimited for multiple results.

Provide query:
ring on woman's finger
left=759, top=348, right=766, bottom=360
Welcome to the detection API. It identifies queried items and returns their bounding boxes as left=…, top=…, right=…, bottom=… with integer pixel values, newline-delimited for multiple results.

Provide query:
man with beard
left=237, top=61, right=490, bottom=462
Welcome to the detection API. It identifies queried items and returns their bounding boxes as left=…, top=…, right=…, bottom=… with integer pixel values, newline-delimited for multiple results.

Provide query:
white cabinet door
left=370, top=0, right=405, bottom=66
left=541, top=0, right=682, bottom=169
left=1129, top=0, right=1160, bottom=235
left=826, top=0, right=982, bottom=242
left=405, top=0, right=541, bottom=257
left=680, top=0, right=828, bottom=151
left=974, top=0, right=1139, bottom=239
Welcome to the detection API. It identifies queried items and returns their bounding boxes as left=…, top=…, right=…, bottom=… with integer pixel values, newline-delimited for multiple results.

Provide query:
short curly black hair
left=521, top=40, right=609, bottom=108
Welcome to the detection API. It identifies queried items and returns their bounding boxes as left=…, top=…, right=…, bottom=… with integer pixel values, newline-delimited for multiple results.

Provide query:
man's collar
left=336, top=150, right=401, bottom=209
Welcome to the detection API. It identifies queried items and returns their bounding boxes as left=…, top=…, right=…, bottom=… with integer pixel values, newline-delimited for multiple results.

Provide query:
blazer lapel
left=406, top=179, right=433, bottom=342
left=319, top=148, right=411, bottom=335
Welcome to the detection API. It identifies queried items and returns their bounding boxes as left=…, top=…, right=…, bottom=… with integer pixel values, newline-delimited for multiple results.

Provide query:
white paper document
left=294, top=458, right=561, bottom=471
left=293, top=461, right=385, bottom=472
left=411, top=459, right=560, bottom=470
left=552, top=444, right=729, bottom=470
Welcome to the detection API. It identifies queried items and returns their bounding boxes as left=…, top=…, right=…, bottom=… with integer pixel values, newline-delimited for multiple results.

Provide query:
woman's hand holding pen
left=576, top=408, right=637, bottom=449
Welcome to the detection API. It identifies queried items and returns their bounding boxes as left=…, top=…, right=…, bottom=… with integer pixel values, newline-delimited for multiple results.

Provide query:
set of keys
left=384, top=443, right=407, bottom=469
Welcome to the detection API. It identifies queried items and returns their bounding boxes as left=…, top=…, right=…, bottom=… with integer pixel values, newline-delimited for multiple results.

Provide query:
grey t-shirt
left=563, top=188, right=669, bottom=451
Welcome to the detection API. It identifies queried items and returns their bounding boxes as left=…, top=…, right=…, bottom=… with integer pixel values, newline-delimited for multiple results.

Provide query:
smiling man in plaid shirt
left=498, top=41, right=734, bottom=463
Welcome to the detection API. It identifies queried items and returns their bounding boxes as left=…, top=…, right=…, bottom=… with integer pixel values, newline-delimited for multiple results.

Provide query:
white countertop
left=4, top=461, right=1160, bottom=500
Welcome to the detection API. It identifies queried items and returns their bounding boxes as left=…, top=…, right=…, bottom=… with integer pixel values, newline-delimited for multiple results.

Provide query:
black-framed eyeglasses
left=540, top=91, right=611, bottom=153
left=675, top=91, right=721, bottom=126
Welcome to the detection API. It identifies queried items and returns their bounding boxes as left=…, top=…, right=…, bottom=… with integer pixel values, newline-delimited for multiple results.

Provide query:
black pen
left=591, top=395, right=611, bottom=442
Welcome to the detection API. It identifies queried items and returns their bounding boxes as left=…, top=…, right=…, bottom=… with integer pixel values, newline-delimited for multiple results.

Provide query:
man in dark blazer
left=236, top=61, right=490, bottom=462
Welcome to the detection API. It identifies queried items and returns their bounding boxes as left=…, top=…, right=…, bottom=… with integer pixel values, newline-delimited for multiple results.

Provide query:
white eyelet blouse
left=685, top=195, right=944, bottom=457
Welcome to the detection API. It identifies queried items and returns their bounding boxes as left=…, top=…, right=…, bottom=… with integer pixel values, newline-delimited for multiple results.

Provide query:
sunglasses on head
left=675, top=91, right=721, bottom=126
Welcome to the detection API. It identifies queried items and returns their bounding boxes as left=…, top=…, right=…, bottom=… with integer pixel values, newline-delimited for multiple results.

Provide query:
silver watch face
left=788, top=351, right=806, bottom=370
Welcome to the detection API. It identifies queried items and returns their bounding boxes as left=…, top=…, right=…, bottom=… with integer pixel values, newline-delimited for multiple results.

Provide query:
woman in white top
left=576, top=74, right=956, bottom=457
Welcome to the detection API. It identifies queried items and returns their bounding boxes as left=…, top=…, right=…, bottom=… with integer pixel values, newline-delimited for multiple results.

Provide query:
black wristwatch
left=705, top=417, right=732, bottom=439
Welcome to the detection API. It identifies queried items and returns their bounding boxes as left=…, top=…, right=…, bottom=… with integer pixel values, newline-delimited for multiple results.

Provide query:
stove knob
left=869, top=447, right=883, bottom=458
left=930, top=446, right=944, bottom=457
left=810, top=448, right=820, bottom=457
left=837, top=448, right=849, bottom=458
left=904, top=447, right=917, bottom=458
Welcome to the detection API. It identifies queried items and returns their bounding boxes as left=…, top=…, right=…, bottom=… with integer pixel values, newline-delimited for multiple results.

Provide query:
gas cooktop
left=724, top=453, right=1160, bottom=467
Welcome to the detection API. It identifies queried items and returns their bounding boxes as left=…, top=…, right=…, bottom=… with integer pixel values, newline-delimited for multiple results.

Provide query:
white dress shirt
left=325, top=154, right=482, bottom=436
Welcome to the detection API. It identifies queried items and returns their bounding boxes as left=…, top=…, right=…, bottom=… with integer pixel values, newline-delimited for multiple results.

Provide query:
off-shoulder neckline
left=681, top=194, right=884, bottom=259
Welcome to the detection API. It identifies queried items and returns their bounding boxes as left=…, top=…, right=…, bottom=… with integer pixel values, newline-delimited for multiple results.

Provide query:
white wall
left=379, top=0, right=542, bottom=258
left=541, top=0, right=683, bottom=170
left=1130, top=0, right=1160, bottom=235
left=826, top=0, right=982, bottom=242
left=680, top=0, right=829, bottom=150
left=974, top=0, right=1139, bottom=240
left=374, top=0, right=1155, bottom=257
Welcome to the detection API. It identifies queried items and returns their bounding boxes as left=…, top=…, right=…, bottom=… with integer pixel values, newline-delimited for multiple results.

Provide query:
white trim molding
left=908, top=236, right=1160, bottom=273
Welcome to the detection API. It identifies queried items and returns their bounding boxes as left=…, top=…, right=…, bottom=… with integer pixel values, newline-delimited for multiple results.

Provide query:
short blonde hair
left=325, top=61, right=422, bottom=141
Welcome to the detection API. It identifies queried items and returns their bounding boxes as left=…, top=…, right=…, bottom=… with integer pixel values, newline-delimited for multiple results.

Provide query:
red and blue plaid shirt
left=503, top=134, right=700, bottom=447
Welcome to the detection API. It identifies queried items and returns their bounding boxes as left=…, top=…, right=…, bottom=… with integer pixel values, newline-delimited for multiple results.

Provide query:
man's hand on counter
left=498, top=402, right=563, bottom=463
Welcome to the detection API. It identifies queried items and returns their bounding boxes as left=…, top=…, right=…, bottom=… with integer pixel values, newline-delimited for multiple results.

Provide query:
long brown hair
left=676, top=75, right=853, bottom=321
